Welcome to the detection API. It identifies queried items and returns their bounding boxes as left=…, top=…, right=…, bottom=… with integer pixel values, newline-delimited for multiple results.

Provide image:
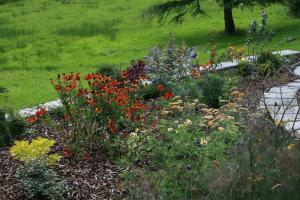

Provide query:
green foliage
left=10, top=137, right=61, bottom=165
left=144, top=35, right=198, bottom=83
left=7, top=114, right=25, bottom=138
left=256, top=51, right=282, bottom=75
left=198, top=74, right=225, bottom=108
left=246, top=10, right=275, bottom=57
left=286, top=0, right=300, bottom=17
left=140, top=83, right=164, bottom=100
left=205, top=113, right=300, bottom=199
left=96, top=64, right=120, bottom=79
left=0, top=121, right=11, bottom=147
left=168, top=77, right=201, bottom=100
left=121, top=107, right=240, bottom=199
left=16, top=158, right=69, bottom=200
left=0, top=108, right=5, bottom=121
left=237, top=61, right=256, bottom=76
left=0, top=0, right=20, bottom=5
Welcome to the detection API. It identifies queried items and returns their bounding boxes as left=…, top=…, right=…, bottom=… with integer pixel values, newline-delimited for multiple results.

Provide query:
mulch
left=0, top=121, right=126, bottom=200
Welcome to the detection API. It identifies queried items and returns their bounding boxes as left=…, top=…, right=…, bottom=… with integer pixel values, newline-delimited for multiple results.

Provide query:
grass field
left=0, top=0, right=299, bottom=110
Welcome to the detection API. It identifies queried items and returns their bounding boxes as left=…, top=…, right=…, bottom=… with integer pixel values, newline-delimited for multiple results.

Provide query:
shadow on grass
left=56, top=19, right=121, bottom=40
left=0, top=26, right=34, bottom=39
left=158, top=28, right=247, bottom=50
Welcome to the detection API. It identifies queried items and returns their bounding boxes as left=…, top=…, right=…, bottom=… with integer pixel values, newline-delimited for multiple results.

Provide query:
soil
left=0, top=121, right=126, bottom=200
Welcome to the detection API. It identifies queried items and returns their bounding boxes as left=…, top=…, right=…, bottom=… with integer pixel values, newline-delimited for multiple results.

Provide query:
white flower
left=185, top=119, right=192, bottom=126
left=200, top=138, right=208, bottom=145
left=130, top=132, right=138, bottom=137
left=168, top=128, right=174, bottom=132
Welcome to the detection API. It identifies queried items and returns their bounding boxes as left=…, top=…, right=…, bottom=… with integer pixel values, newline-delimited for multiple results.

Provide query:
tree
left=144, top=0, right=278, bottom=34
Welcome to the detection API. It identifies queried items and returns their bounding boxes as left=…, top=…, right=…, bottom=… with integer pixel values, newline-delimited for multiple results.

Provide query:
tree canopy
left=144, top=0, right=281, bottom=34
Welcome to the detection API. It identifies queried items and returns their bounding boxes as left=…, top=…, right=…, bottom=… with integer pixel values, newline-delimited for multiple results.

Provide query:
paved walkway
left=262, top=62, right=300, bottom=137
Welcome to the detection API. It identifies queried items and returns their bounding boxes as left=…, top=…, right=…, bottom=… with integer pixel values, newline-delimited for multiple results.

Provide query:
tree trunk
left=223, top=5, right=235, bottom=34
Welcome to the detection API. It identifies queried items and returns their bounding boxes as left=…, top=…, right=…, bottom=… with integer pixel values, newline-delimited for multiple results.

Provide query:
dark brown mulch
left=0, top=121, right=126, bottom=200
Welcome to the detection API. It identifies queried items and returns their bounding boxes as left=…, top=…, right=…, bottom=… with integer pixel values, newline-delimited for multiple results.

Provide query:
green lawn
left=0, top=0, right=299, bottom=110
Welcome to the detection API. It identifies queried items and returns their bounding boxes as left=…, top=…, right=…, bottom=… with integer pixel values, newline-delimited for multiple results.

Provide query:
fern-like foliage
left=143, top=0, right=205, bottom=24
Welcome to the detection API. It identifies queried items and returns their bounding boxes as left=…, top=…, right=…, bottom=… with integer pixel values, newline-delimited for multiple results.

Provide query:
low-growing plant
left=10, top=137, right=61, bottom=165
left=96, top=64, right=120, bottom=79
left=198, top=73, right=225, bottom=108
left=120, top=100, right=240, bottom=199
left=0, top=120, right=10, bottom=147
left=0, top=109, right=26, bottom=147
left=237, top=61, right=256, bottom=77
left=16, top=158, right=69, bottom=200
left=205, top=112, right=300, bottom=199
left=256, top=51, right=282, bottom=76
left=7, top=114, right=25, bottom=139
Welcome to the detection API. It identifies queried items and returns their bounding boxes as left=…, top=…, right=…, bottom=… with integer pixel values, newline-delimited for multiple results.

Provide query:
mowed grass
left=0, top=0, right=299, bottom=110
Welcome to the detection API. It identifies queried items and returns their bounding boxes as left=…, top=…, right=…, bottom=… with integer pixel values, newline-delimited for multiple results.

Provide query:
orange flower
left=35, top=108, right=47, bottom=117
left=157, top=84, right=165, bottom=91
left=64, top=114, right=71, bottom=121
left=95, top=107, right=102, bottom=113
left=163, top=91, right=173, bottom=100
left=54, top=84, right=62, bottom=92
left=63, top=147, right=73, bottom=158
left=108, top=119, right=117, bottom=134
left=26, top=116, right=38, bottom=123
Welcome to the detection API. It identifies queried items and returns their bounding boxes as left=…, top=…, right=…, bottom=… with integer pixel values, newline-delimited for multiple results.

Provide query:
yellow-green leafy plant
left=10, top=137, right=61, bottom=165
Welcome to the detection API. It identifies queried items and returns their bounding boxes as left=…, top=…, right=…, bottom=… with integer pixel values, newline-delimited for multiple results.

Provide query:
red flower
left=163, top=91, right=173, bottom=100
left=95, top=107, right=102, bottom=113
left=35, top=108, right=47, bottom=117
left=26, top=116, right=38, bottom=123
left=63, top=147, right=73, bottom=158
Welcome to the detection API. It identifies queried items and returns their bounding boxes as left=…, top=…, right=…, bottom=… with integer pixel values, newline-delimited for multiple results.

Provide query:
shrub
left=144, top=35, right=197, bottom=83
left=96, top=64, right=120, bottom=79
left=140, top=82, right=165, bottom=100
left=237, top=61, right=256, bottom=77
left=198, top=74, right=225, bottom=108
left=0, top=108, right=5, bottom=121
left=286, top=0, right=300, bottom=17
left=256, top=51, right=282, bottom=75
left=10, top=137, right=61, bottom=165
left=16, top=159, right=69, bottom=200
left=51, top=72, right=148, bottom=154
left=0, top=121, right=11, bottom=147
left=7, top=115, right=25, bottom=139
left=168, top=77, right=201, bottom=100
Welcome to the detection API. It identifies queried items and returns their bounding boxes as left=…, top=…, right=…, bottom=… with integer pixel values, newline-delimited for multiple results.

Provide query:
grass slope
left=0, top=0, right=299, bottom=109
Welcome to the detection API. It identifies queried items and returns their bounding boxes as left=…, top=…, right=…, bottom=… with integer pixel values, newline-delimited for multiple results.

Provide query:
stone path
left=18, top=50, right=300, bottom=123
left=262, top=62, right=300, bottom=137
